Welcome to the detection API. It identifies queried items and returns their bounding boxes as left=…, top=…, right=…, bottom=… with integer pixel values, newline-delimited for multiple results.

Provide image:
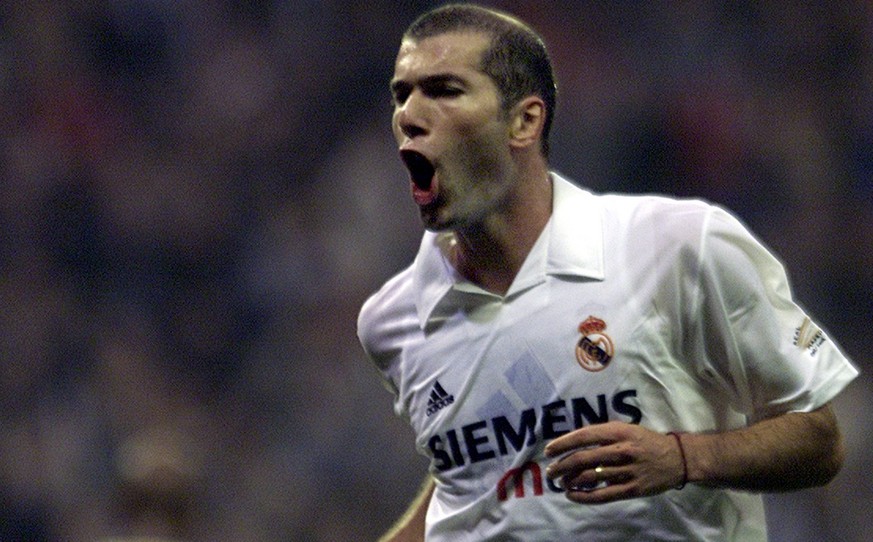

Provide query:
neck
left=450, top=166, right=552, bottom=296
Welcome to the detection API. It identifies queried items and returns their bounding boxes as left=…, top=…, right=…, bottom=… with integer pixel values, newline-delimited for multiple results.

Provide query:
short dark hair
left=404, top=4, right=557, bottom=157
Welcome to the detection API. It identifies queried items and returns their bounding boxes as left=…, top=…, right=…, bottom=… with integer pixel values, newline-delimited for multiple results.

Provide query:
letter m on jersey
left=496, top=461, right=543, bottom=501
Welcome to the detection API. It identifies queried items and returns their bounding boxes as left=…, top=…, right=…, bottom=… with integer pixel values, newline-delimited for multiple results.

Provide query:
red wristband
left=667, top=432, right=688, bottom=490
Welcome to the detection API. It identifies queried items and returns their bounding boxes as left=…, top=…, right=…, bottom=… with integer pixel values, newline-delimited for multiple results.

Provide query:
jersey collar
left=412, top=173, right=605, bottom=328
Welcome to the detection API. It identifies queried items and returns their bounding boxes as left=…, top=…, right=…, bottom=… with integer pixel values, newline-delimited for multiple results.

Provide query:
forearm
left=378, top=476, right=434, bottom=542
left=682, top=404, right=844, bottom=492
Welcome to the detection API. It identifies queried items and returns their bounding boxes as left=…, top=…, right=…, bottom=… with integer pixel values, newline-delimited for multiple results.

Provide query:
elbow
left=815, top=430, right=845, bottom=487
left=809, top=406, right=846, bottom=487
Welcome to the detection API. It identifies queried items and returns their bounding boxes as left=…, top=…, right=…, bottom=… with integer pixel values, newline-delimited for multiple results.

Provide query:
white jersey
left=357, top=173, right=858, bottom=541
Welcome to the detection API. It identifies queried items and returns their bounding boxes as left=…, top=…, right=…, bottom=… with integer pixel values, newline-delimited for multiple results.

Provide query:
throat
left=439, top=173, right=553, bottom=297
left=441, top=231, right=523, bottom=297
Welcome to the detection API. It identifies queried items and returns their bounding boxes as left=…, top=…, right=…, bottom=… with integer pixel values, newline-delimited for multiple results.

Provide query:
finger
left=562, top=464, right=630, bottom=492
left=546, top=442, right=631, bottom=479
left=544, top=427, right=600, bottom=458
left=544, top=422, right=625, bottom=457
left=545, top=448, right=602, bottom=479
left=565, top=480, right=638, bottom=505
left=562, top=464, right=606, bottom=491
left=545, top=427, right=594, bottom=457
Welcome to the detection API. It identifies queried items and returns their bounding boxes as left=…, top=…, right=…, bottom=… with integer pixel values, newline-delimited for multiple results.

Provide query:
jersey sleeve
left=687, top=207, right=858, bottom=422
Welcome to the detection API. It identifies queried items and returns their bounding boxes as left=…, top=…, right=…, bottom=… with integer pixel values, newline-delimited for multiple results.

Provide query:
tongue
left=412, top=173, right=437, bottom=206
left=401, top=151, right=437, bottom=204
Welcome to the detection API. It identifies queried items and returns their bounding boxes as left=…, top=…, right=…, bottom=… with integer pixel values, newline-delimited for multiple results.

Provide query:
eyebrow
left=390, top=73, right=468, bottom=95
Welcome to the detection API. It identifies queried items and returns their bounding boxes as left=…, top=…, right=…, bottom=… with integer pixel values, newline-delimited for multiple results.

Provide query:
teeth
left=401, top=150, right=434, bottom=189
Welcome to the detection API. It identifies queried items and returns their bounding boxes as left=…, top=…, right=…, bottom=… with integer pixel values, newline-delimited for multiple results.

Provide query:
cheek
left=454, top=122, right=510, bottom=171
left=391, top=114, right=402, bottom=142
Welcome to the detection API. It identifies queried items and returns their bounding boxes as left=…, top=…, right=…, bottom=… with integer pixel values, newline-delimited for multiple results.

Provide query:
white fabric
left=357, top=173, right=858, bottom=541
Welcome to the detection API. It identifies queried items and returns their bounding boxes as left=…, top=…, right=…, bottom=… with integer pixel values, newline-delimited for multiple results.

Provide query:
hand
left=544, top=422, right=685, bottom=504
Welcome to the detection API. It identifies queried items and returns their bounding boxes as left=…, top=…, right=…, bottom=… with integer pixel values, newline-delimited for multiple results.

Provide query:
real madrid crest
left=575, top=316, right=614, bottom=372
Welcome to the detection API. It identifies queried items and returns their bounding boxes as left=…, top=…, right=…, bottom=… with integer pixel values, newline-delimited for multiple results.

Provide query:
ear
left=509, top=96, right=546, bottom=150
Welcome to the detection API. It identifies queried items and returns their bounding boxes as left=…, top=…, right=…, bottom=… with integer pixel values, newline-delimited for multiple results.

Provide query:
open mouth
left=400, top=150, right=435, bottom=191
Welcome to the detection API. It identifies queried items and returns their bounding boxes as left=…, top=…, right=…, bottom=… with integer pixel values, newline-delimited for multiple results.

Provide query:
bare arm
left=683, top=404, right=844, bottom=491
left=378, top=476, right=434, bottom=542
left=544, top=404, right=844, bottom=504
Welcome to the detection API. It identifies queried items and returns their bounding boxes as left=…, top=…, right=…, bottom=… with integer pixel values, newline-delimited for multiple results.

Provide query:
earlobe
left=509, top=97, right=545, bottom=149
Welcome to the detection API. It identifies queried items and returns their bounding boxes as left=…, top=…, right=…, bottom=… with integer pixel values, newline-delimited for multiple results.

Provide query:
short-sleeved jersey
left=357, top=173, right=858, bottom=541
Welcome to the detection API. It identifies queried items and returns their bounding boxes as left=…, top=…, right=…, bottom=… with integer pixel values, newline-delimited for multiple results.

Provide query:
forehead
left=394, top=31, right=492, bottom=79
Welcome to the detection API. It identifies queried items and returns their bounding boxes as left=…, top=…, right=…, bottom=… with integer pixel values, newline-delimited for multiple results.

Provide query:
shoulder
left=357, top=265, right=419, bottom=369
left=358, top=265, right=417, bottom=330
left=600, top=191, right=714, bottom=225
left=554, top=174, right=719, bottom=246
left=594, top=191, right=723, bottom=254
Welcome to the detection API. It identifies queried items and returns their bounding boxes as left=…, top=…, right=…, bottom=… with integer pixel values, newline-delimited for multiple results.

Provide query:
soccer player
left=357, top=4, right=859, bottom=541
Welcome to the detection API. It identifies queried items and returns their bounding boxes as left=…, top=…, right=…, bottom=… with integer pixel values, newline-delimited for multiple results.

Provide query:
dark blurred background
left=0, top=1, right=869, bottom=541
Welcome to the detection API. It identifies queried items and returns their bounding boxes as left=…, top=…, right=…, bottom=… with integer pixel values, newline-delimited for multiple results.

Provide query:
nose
left=395, top=90, right=428, bottom=140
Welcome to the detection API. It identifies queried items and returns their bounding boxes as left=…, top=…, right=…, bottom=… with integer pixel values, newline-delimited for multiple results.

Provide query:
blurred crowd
left=0, top=1, right=869, bottom=541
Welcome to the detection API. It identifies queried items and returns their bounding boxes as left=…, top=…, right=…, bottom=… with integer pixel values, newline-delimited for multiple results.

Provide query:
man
left=357, top=4, right=858, bottom=541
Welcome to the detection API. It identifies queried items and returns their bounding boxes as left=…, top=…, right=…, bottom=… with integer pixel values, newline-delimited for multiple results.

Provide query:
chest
left=399, top=274, right=679, bottom=470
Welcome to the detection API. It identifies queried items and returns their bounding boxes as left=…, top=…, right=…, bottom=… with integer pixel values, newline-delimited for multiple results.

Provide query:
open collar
left=412, top=173, right=605, bottom=328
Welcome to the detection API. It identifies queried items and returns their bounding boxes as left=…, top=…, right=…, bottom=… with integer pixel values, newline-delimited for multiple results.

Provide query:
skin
left=543, top=405, right=843, bottom=504
left=390, top=31, right=551, bottom=296
left=379, top=27, right=846, bottom=542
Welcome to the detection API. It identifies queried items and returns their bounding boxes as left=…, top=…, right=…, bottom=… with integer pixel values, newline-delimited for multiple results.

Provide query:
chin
left=418, top=204, right=450, bottom=231
left=421, top=216, right=451, bottom=233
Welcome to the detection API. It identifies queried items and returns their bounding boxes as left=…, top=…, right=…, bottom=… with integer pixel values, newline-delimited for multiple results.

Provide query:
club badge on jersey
left=575, top=316, right=614, bottom=372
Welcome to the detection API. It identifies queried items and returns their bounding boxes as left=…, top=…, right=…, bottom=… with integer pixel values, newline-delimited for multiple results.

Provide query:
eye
left=391, top=83, right=412, bottom=106
left=425, top=82, right=463, bottom=99
left=392, top=90, right=409, bottom=106
left=439, top=86, right=463, bottom=98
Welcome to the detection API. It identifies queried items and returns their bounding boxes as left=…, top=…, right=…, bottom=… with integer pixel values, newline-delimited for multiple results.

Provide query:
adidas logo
left=426, top=381, right=455, bottom=417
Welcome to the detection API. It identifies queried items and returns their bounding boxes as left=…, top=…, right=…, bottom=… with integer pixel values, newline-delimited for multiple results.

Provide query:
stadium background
left=0, top=2, right=870, bottom=540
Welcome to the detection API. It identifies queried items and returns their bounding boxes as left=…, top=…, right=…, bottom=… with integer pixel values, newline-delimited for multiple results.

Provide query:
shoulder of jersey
left=598, top=192, right=715, bottom=241
left=357, top=264, right=418, bottom=359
